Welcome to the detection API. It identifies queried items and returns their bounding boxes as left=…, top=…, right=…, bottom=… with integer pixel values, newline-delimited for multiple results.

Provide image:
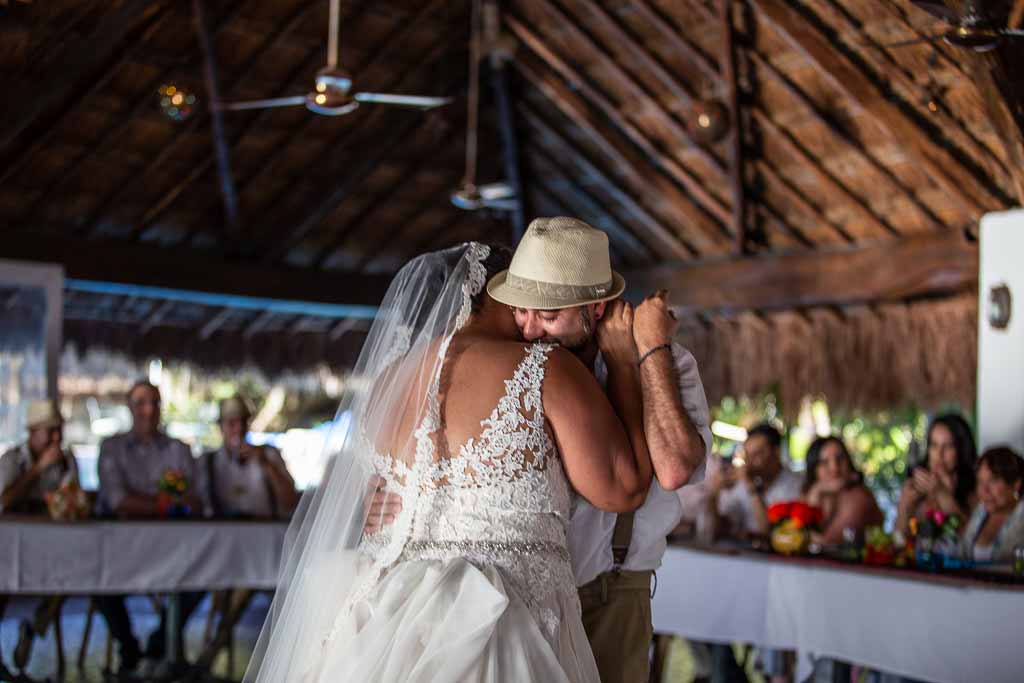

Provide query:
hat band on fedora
left=505, top=273, right=614, bottom=302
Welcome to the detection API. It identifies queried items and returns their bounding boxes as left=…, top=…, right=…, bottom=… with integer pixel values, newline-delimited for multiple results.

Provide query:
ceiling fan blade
left=478, top=181, right=515, bottom=200
left=909, top=0, right=960, bottom=23
left=353, top=92, right=453, bottom=108
left=216, top=95, right=308, bottom=111
left=1000, top=28, right=1024, bottom=37
left=482, top=198, right=519, bottom=211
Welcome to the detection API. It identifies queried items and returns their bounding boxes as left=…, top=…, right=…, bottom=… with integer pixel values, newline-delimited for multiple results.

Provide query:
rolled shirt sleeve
left=672, top=343, right=713, bottom=480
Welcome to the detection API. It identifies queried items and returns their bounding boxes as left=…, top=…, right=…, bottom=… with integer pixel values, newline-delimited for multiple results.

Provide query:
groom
left=486, top=217, right=711, bottom=682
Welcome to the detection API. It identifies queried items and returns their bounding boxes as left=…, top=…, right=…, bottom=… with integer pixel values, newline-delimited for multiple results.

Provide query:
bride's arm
left=544, top=331, right=653, bottom=511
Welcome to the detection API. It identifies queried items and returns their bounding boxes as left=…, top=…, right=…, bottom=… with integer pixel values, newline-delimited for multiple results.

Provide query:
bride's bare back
left=376, top=323, right=646, bottom=512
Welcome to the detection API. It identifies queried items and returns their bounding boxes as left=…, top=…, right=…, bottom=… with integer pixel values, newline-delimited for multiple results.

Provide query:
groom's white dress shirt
left=568, top=343, right=713, bottom=586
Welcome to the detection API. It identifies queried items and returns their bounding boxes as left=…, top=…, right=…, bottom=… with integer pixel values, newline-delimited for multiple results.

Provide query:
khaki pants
left=578, top=570, right=653, bottom=683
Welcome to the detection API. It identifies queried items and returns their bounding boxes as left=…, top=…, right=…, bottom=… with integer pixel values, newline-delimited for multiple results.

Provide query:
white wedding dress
left=243, top=243, right=598, bottom=683
left=300, top=343, right=598, bottom=682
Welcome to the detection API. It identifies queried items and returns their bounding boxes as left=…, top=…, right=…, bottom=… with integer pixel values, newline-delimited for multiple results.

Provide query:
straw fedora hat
left=26, top=399, right=63, bottom=431
left=487, top=217, right=626, bottom=310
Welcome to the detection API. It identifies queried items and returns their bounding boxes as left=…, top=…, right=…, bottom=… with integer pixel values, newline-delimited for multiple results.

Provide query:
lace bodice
left=362, top=342, right=578, bottom=643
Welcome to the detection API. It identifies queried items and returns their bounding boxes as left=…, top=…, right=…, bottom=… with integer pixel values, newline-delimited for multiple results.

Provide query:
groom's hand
left=364, top=476, right=403, bottom=535
left=634, top=289, right=678, bottom=355
left=596, top=299, right=638, bottom=365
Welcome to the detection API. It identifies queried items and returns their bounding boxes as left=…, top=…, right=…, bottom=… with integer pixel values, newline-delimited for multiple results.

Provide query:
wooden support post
left=719, top=0, right=746, bottom=253
left=194, top=0, right=239, bottom=236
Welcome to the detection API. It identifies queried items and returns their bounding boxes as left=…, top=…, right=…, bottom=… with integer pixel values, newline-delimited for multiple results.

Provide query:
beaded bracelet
left=638, top=343, right=672, bottom=366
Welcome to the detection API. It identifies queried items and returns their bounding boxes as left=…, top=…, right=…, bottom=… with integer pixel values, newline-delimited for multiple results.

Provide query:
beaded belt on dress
left=403, top=539, right=570, bottom=561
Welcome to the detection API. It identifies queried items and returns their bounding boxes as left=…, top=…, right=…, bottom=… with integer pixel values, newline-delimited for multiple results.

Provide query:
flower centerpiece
left=157, top=468, right=192, bottom=518
left=862, top=526, right=912, bottom=566
left=767, top=501, right=823, bottom=555
left=911, top=509, right=965, bottom=570
left=44, top=480, right=91, bottom=521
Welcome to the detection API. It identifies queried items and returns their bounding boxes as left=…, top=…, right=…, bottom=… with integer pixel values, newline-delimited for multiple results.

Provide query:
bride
left=244, top=242, right=652, bottom=682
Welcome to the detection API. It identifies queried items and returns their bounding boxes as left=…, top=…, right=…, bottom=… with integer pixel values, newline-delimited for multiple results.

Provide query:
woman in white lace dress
left=244, top=243, right=651, bottom=683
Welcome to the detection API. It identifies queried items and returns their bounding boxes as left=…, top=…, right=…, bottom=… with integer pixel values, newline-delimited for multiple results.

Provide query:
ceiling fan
left=876, top=0, right=1024, bottom=51
left=451, top=0, right=518, bottom=212
left=217, top=0, right=452, bottom=116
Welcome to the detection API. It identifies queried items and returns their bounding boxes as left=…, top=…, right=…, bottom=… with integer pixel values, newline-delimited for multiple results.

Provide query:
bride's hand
left=596, top=299, right=638, bottom=365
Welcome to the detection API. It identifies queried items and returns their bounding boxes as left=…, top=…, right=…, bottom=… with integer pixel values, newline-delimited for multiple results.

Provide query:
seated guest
left=200, top=395, right=299, bottom=519
left=95, top=380, right=206, bottom=672
left=0, top=399, right=78, bottom=513
left=962, top=446, right=1024, bottom=562
left=704, top=423, right=803, bottom=539
left=702, top=424, right=803, bottom=683
left=195, top=395, right=299, bottom=670
left=0, top=399, right=79, bottom=672
left=803, top=436, right=883, bottom=545
left=895, top=413, right=977, bottom=538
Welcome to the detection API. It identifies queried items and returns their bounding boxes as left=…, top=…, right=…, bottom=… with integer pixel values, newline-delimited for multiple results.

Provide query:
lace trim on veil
left=333, top=242, right=491, bottom=623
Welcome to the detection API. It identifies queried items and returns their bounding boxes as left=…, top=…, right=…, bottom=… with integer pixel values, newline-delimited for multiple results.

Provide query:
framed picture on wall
left=0, top=259, right=63, bottom=451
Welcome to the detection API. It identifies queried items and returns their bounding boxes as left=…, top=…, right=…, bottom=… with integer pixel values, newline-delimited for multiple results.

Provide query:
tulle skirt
left=300, top=557, right=599, bottom=683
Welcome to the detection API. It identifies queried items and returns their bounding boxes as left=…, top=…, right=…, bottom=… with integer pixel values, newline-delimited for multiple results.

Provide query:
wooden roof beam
left=814, top=0, right=1013, bottom=190
left=634, top=0, right=902, bottom=241
left=311, top=121, right=464, bottom=269
left=351, top=168, right=468, bottom=272
left=139, top=299, right=177, bottom=336
left=524, top=149, right=648, bottom=267
left=521, top=1, right=733, bottom=220
left=0, top=5, right=178, bottom=187
left=199, top=308, right=233, bottom=341
left=719, top=0, right=746, bottom=253
left=0, top=0, right=167, bottom=161
left=505, top=14, right=731, bottom=253
left=518, top=104, right=671, bottom=263
left=134, top=4, right=329, bottom=245
left=745, top=49, right=946, bottom=233
left=962, top=55, right=1024, bottom=204
left=10, top=5, right=248, bottom=232
left=627, top=231, right=977, bottom=313
left=76, top=0, right=330, bottom=240
left=510, top=49, right=707, bottom=259
left=750, top=110, right=889, bottom=240
left=194, top=0, right=239, bottom=236
left=750, top=0, right=994, bottom=217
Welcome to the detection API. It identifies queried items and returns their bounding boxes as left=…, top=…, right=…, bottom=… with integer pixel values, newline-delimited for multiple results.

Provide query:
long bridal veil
left=243, top=243, right=491, bottom=682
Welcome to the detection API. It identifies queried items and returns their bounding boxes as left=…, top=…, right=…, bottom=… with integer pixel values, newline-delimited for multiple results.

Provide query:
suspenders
left=611, top=510, right=635, bottom=572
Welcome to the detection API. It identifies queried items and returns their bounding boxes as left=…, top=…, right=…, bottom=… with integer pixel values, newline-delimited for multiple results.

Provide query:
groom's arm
left=633, top=291, right=709, bottom=492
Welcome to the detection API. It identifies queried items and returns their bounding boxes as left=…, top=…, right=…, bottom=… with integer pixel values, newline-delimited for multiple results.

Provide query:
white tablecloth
left=1, top=520, right=287, bottom=594
left=653, top=545, right=1024, bottom=683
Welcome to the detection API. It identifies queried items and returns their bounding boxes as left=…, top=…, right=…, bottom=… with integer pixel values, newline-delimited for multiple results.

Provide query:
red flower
left=767, top=502, right=792, bottom=524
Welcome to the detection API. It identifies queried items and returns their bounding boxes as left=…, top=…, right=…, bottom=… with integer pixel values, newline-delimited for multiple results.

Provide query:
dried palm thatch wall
left=678, top=294, right=977, bottom=417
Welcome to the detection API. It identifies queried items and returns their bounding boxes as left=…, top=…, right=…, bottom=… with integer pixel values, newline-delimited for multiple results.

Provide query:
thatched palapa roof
left=1, top=0, right=1021, bottom=411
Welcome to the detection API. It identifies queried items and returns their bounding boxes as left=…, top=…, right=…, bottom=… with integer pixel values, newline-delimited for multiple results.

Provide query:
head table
left=653, top=541, right=1024, bottom=683
left=0, top=517, right=288, bottom=595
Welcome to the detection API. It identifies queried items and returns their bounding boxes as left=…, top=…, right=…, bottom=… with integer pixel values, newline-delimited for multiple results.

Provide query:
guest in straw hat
left=0, top=398, right=79, bottom=675
left=0, top=399, right=77, bottom=515
left=489, top=216, right=712, bottom=683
